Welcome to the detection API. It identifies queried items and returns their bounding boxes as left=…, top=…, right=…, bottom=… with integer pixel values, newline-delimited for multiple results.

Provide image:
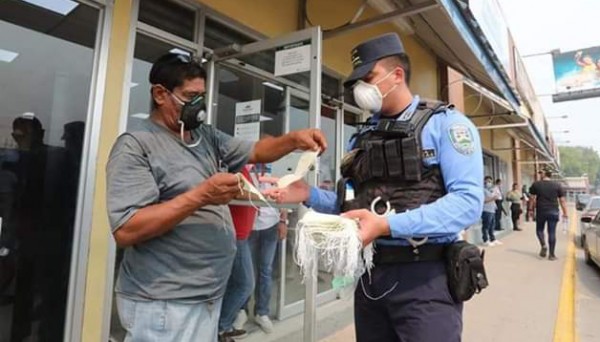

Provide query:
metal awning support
left=516, top=161, right=555, bottom=164
left=477, top=122, right=529, bottom=130
left=492, top=147, right=535, bottom=152
left=323, top=1, right=439, bottom=39
left=468, top=112, right=513, bottom=119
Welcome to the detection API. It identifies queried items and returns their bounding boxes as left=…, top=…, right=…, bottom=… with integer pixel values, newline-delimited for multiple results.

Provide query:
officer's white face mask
left=353, top=69, right=398, bottom=113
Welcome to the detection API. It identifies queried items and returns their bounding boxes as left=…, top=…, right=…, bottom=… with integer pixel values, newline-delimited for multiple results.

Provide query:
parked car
left=579, top=196, right=600, bottom=247
left=582, top=211, right=600, bottom=268
left=576, top=193, right=591, bottom=211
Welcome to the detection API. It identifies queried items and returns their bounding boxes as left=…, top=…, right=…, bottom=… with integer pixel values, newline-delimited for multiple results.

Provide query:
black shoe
left=540, top=246, right=548, bottom=258
left=220, top=329, right=247, bottom=340
left=218, top=335, right=235, bottom=342
left=514, top=228, right=522, bottom=231
left=549, top=255, right=557, bottom=261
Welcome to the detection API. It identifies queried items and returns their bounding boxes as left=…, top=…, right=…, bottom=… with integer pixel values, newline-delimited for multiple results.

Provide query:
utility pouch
left=445, top=241, right=489, bottom=303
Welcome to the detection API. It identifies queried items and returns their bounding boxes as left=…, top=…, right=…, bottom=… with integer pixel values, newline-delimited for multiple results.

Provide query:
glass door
left=277, top=88, right=339, bottom=320
left=207, top=26, right=324, bottom=340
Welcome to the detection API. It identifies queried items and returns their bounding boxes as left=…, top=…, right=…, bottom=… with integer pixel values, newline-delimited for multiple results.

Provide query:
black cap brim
left=343, top=61, right=376, bottom=88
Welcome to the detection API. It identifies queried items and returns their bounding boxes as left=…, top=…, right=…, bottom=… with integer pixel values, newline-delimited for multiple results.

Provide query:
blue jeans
left=481, top=211, right=496, bottom=242
left=248, top=225, right=279, bottom=316
left=536, top=211, right=559, bottom=255
left=116, top=295, right=222, bottom=342
left=219, top=239, right=254, bottom=331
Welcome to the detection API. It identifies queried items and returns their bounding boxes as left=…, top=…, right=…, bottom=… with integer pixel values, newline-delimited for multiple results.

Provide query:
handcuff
left=369, top=196, right=428, bottom=250
left=370, top=196, right=396, bottom=217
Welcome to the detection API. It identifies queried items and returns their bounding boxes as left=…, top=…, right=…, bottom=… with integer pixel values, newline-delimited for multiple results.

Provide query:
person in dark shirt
left=528, top=170, right=568, bottom=260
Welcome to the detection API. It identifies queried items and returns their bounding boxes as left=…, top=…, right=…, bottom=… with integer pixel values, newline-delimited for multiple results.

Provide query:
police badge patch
left=448, top=124, right=475, bottom=155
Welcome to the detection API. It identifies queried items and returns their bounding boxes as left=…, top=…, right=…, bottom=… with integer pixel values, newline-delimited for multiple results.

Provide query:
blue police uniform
left=305, top=33, right=484, bottom=341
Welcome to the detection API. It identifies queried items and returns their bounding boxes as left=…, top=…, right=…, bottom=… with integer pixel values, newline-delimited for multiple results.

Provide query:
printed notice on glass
left=274, top=43, right=311, bottom=77
left=235, top=100, right=261, bottom=142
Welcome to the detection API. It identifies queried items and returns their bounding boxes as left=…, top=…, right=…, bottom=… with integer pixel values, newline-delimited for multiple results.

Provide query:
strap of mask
left=179, top=121, right=202, bottom=148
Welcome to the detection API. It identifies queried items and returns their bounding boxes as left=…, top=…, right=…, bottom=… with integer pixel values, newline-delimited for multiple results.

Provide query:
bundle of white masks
left=295, top=210, right=374, bottom=295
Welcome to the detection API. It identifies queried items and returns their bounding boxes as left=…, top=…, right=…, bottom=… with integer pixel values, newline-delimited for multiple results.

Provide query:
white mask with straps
left=352, top=69, right=398, bottom=113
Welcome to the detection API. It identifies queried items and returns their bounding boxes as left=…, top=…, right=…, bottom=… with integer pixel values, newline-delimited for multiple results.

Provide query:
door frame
left=206, top=26, right=324, bottom=341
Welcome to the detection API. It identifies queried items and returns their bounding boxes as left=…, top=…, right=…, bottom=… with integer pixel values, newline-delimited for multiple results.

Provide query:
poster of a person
left=553, top=46, right=600, bottom=92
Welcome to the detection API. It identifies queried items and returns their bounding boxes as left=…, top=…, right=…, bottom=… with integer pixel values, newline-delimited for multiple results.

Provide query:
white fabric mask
left=352, top=69, right=398, bottom=113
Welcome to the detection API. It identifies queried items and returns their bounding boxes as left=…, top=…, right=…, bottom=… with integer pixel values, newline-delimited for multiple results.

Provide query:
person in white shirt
left=235, top=163, right=287, bottom=334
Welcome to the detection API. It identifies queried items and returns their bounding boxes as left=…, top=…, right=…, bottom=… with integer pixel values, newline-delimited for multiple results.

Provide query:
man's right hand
left=197, top=173, right=241, bottom=205
left=260, top=176, right=310, bottom=204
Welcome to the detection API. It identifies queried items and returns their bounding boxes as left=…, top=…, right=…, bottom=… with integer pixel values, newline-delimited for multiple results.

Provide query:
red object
left=229, top=165, right=257, bottom=240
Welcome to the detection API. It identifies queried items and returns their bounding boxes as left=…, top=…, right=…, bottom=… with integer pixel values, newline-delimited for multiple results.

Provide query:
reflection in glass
left=0, top=2, right=98, bottom=340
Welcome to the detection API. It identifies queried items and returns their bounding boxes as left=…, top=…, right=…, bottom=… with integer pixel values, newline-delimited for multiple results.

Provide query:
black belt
left=373, top=244, right=447, bottom=264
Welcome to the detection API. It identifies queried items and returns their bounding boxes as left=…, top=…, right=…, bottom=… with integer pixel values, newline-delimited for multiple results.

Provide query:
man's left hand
left=342, top=209, right=391, bottom=246
left=291, top=129, right=328, bottom=153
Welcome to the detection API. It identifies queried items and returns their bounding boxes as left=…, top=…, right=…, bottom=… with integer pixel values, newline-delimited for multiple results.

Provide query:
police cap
left=344, top=33, right=405, bottom=88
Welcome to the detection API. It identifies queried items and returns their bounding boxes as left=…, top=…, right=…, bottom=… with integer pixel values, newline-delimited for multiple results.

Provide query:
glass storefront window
left=0, top=1, right=99, bottom=340
left=204, top=17, right=341, bottom=99
left=138, top=0, right=196, bottom=41
left=127, top=34, right=193, bottom=130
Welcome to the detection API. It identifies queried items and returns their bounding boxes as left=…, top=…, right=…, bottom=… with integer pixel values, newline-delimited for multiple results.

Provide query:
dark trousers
left=494, top=200, right=503, bottom=230
left=510, top=203, right=522, bottom=230
left=355, top=260, right=462, bottom=342
left=536, top=211, right=559, bottom=256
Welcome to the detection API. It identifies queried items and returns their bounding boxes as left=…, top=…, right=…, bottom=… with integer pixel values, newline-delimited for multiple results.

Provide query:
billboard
left=552, top=46, right=600, bottom=102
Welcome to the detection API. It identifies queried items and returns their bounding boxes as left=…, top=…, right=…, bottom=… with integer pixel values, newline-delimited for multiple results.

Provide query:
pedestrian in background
left=521, top=184, right=530, bottom=222
left=528, top=170, right=568, bottom=261
left=506, top=183, right=523, bottom=231
left=219, top=166, right=257, bottom=341
left=483, top=176, right=501, bottom=246
left=244, top=162, right=288, bottom=334
left=494, top=178, right=507, bottom=231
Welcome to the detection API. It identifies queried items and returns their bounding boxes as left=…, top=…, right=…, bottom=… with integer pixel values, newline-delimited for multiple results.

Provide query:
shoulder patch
left=448, top=123, right=475, bottom=155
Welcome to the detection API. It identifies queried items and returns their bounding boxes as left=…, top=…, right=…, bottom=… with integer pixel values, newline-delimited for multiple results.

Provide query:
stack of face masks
left=295, top=210, right=374, bottom=298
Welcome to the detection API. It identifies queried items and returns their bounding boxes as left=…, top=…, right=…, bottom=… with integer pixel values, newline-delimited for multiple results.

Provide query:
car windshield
left=587, top=198, right=600, bottom=210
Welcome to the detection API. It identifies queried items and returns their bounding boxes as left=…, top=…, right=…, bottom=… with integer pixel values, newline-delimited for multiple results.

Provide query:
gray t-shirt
left=483, top=188, right=497, bottom=213
left=106, top=119, right=253, bottom=301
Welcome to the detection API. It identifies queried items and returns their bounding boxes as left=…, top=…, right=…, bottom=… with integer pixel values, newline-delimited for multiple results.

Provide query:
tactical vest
left=337, top=101, right=450, bottom=217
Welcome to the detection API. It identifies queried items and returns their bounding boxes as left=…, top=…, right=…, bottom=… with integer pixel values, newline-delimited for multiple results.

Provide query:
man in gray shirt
left=106, top=53, right=327, bottom=342
left=482, top=176, right=500, bottom=246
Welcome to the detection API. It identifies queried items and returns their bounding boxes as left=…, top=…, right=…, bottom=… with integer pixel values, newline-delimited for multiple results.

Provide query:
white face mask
left=352, top=69, right=398, bottom=113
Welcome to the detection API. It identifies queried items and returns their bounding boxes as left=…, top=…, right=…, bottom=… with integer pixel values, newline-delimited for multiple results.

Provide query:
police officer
left=266, top=33, right=484, bottom=341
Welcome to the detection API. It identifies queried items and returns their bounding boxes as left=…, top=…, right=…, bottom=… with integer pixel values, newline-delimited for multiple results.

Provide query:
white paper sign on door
left=274, top=43, right=311, bottom=77
left=235, top=99, right=261, bottom=142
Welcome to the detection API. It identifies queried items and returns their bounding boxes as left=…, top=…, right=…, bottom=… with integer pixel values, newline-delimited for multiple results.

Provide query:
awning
left=476, top=112, right=558, bottom=167
left=323, top=0, right=520, bottom=110
left=322, top=0, right=556, bottom=166
left=397, top=0, right=521, bottom=111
